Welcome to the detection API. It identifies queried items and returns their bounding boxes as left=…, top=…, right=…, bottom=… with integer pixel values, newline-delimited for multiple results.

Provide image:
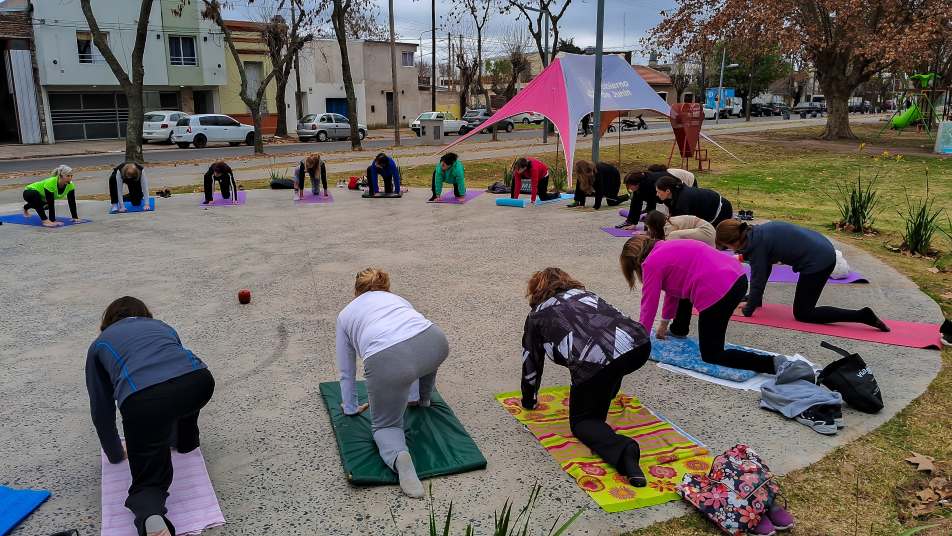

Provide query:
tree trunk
left=744, top=74, right=753, bottom=122
left=333, top=2, right=361, bottom=151
left=123, top=86, right=145, bottom=163
left=818, top=79, right=855, bottom=139
left=251, top=106, right=264, bottom=153
left=274, top=77, right=289, bottom=137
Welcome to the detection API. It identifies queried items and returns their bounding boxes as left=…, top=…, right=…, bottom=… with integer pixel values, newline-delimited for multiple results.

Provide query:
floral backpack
left=677, top=444, right=780, bottom=535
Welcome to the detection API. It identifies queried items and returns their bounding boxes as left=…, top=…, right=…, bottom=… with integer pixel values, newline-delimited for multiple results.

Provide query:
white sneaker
left=394, top=451, right=424, bottom=498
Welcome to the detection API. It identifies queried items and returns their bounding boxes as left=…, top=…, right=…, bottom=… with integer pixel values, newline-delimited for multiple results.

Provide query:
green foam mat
left=319, top=381, right=487, bottom=485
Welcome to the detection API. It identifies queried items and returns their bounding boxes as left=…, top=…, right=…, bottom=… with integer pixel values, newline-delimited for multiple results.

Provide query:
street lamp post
left=591, top=0, right=605, bottom=162
left=715, top=47, right=739, bottom=125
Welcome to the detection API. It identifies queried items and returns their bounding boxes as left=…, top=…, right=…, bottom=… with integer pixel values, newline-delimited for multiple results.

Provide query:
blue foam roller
left=495, top=198, right=527, bottom=208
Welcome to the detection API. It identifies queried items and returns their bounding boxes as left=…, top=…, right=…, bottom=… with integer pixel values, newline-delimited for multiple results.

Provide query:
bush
left=898, top=177, right=945, bottom=256
left=549, top=166, right=568, bottom=193
left=830, top=172, right=881, bottom=233
left=502, top=168, right=514, bottom=189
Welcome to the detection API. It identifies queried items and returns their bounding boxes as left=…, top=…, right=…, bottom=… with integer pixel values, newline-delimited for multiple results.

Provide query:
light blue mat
left=0, top=485, right=50, bottom=536
left=650, top=334, right=774, bottom=382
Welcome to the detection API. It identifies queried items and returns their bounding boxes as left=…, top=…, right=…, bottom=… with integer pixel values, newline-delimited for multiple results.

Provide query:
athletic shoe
left=427, top=195, right=439, bottom=202
left=767, top=505, right=795, bottom=531
left=292, top=193, right=301, bottom=201
left=829, top=405, right=845, bottom=429
left=794, top=406, right=838, bottom=435
left=749, top=515, right=777, bottom=535
left=941, top=319, right=951, bottom=347
left=614, top=222, right=630, bottom=229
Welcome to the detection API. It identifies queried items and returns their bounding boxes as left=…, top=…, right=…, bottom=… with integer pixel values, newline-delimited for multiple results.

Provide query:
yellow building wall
left=220, top=27, right=279, bottom=130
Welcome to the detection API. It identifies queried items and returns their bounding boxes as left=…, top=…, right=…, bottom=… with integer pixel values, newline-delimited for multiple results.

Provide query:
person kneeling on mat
left=655, top=176, right=732, bottom=227
left=108, top=162, right=152, bottom=213
left=428, top=152, right=465, bottom=202
left=568, top=160, right=629, bottom=209
left=647, top=163, right=697, bottom=188
left=511, top=157, right=559, bottom=204
left=22, top=165, right=80, bottom=227
left=716, top=219, right=890, bottom=331
left=202, top=161, right=239, bottom=205
left=620, top=236, right=780, bottom=374
left=643, top=210, right=716, bottom=247
left=86, top=297, right=215, bottom=536
left=617, top=169, right=664, bottom=229
left=365, top=153, right=401, bottom=197
left=294, top=153, right=328, bottom=200
left=521, top=267, right=651, bottom=487
left=335, top=268, right=449, bottom=498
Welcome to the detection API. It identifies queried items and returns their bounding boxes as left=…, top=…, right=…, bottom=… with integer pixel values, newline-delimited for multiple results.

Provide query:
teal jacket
left=433, top=160, right=465, bottom=195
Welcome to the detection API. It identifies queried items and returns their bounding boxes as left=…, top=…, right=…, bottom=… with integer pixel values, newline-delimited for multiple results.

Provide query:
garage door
left=48, top=92, right=128, bottom=141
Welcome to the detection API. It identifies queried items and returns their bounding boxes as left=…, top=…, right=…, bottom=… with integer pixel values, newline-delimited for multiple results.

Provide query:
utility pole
left=716, top=47, right=726, bottom=125
left=292, top=0, right=304, bottom=117
left=591, top=0, right=605, bottom=162
left=431, top=0, right=436, bottom=110
left=388, top=0, right=400, bottom=145
left=542, top=12, right=549, bottom=144
left=447, top=32, right=452, bottom=92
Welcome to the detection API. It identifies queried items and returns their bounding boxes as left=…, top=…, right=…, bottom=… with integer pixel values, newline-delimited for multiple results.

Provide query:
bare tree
left=490, top=26, right=531, bottom=102
left=330, top=0, right=363, bottom=150
left=456, top=41, right=480, bottom=114
left=504, top=0, right=573, bottom=68
left=256, top=0, right=316, bottom=137
left=670, top=63, right=691, bottom=103
left=79, top=0, right=154, bottom=163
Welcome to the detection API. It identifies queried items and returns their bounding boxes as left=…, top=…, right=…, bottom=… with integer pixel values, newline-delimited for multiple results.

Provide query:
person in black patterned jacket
left=521, top=267, right=652, bottom=487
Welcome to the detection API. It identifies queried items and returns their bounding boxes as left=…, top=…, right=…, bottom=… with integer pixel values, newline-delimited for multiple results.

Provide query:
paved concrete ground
left=0, top=188, right=941, bottom=535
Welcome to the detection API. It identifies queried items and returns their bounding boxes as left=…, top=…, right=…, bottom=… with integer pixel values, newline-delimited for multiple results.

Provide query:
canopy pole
left=591, top=0, right=606, bottom=163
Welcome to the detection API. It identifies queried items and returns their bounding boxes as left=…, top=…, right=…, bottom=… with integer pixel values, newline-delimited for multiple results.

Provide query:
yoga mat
left=496, top=193, right=572, bottom=208
left=319, top=381, right=486, bottom=485
left=0, top=213, right=90, bottom=227
left=496, top=386, right=711, bottom=512
left=199, top=191, right=245, bottom=206
left=649, top=334, right=763, bottom=382
left=600, top=223, right=645, bottom=238
left=728, top=303, right=942, bottom=349
left=751, top=264, right=868, bottom=284
left=361, top=192, right=402, bottom=199
left=0, top=486, right=50, bottom=536
left=656, top=363, right=771, bottom=391
left=429, top=190, right=483, bottom=204
left=617, top=209, right=647, bottom=221
left=536, top=193, right=574, bottom=205
left=296, top=192, right=334, bottom=204
left=109, top=197, right=155, bottom=214
left=101, top=446, right=225, bottom=536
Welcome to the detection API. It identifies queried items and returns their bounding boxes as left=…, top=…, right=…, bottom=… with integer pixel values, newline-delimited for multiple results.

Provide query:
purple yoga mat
left=429, top=190, right=483, bottom=204
left=296, top=191, right=334, bottom=204
left=742, top=263, right=868, bottom=284
left=617, top=209, right=647, bottom=221
left=200, top=191, right=246, bottom=206
left=600, top=223, right=645, bottom=237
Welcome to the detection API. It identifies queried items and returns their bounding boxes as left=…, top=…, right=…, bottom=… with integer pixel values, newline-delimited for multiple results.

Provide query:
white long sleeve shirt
left=335, top=291, right=432, bottom=413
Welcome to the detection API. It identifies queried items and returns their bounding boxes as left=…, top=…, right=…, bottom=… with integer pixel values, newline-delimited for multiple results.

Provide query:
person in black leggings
left=202, top=161, right=239, bottom=204
left=108, top=162, right=151, bottom=213
left=22, top=165, right=80, bottom=227
left=568, top=160, right=629, bottom=209
left=655, top=175, right=732, bottom=227
left=716, top=219, right=890, bottom=330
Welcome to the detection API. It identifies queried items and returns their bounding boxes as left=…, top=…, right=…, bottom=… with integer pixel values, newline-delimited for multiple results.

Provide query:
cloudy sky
left=230, top=1, right=671, bottom=64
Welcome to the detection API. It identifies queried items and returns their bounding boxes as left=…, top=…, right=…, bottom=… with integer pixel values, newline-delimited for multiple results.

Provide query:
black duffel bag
left=818, top=341, right=884, bottom=413
left=270, top=177, right=295, bottom=189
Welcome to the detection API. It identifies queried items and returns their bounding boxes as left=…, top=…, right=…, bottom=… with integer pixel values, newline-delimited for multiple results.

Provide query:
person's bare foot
left=41, top=220, right=58, bottom=228
left=23, top=209, right=30, bottom=218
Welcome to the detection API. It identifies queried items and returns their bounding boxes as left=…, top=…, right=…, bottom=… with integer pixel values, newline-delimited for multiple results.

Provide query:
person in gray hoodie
left=86, top=297, right=215, bottom=536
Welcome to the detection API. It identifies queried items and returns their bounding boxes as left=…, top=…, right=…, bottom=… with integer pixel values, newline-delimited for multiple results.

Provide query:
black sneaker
left=941, top=319, right=952, bottom=347
left=795, top=406, right=838, bottom=435
left=818, top=404, right=845, bottom=429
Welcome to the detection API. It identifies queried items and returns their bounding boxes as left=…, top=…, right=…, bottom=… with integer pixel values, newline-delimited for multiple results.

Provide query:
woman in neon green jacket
left=23, top=165, right=80, bottom=227
left=428, top=152, right=465, bottom=202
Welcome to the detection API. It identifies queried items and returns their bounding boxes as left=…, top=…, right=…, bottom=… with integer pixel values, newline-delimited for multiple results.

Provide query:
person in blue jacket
left=86, top=297, right=215, bottom=536
left=364, top=153, right=402, bottom=197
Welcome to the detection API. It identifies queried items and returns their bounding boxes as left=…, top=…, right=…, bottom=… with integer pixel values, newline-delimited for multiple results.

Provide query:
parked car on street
left=767, top=103, right=791, bottom=116
left=509, top=112, right=545, bottom=124
left=748, top=103, right=770, bottom=117
left=409, top=112, right=466, bottom=136
left=792, top=102, right=824, bottom=117
left=171, top=114, right=255, bottom=148
left=703, top=106, right=717, bottom=120
left=296, top=113, right=367, bottom=142
left=143, top=111, right=188, bottom=143
left=458, top=109, right=515, bottom=135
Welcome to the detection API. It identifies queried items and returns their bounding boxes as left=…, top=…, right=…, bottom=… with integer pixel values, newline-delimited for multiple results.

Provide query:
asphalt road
left=0, top=115, right=793, bottom=174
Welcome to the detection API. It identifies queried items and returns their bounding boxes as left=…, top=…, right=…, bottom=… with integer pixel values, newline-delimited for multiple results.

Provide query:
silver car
left=297, top=113, right=367, bottom=142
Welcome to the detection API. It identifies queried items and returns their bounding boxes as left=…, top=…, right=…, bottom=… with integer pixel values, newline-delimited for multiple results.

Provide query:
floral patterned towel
left=495, top=386, right=712, bottom=512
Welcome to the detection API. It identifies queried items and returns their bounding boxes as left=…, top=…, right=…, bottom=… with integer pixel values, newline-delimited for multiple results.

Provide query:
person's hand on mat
left=118, top=206, right=127, bottom=213
left=656, top=320, right=669, bottom=340
left=342, top=402, right=370, bottom=415
left=142, top=205, right=152, bottom=211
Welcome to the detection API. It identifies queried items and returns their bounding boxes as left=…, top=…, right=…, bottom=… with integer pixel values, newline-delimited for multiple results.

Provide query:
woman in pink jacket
left=619, top=235, right=776, bottom=373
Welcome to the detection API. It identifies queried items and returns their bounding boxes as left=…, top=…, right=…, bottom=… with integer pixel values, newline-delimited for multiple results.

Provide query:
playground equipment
left=879, top=72, right=948, bottom=140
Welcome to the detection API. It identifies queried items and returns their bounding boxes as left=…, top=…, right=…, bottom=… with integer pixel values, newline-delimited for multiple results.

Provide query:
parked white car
left=172, top=114, right=255, bottom=148
left=703, top=106, right=717, bottom=120
left=410, top=112, right=466, bottom=136
left=296, top=113, right=367, bottom=142
left=510, top=112, right=544, bottom=124
left=143, top=110, right=188, bottom=143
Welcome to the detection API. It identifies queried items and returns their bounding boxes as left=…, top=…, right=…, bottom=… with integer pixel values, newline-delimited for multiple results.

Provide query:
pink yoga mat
left=101, top=447, right=225, bottom=536
left=600, top=223, right=644, bottom=237
left=727, top=303, right=942, bottom=349
left=296, top=191, right=334, bottom=204
left=200, top=191, right=245, bottom=206
left=428, top=190, right=483, bottom=204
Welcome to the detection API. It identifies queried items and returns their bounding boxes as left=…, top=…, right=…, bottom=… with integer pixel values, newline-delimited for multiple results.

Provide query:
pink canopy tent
left=439, top=53, right=673, bottom=186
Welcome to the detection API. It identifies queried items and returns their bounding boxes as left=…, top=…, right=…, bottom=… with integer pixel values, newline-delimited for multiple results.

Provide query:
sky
left=227, top=0, right=671, bottom=65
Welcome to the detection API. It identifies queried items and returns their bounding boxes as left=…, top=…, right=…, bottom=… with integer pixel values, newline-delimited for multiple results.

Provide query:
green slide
left=891, top=103, right=922, bottom=129
left=319, top=381, right=487, bottom=485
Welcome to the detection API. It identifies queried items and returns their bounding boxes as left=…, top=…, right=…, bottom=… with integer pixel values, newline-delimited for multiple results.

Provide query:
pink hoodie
left=639, top=240, right=745, bottom=330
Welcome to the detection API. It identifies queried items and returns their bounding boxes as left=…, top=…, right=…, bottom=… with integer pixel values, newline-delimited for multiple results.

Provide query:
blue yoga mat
left=0, top=486, right=51, bottom=536
left=109, top=197, right=156, bottom=214
left=495, top=193, right=572, bottom=208
left=650, top=334, right=775, bottom=382
left=0, top=213, right=90, bottom=227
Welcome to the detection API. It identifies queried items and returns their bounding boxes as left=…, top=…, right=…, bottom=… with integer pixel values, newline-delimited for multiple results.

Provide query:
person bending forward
left=510, top=157, right=559, bottom=203
left=294, top=154, right=328, bottom=200
left=203, top=161, right=239, bottom=205
left=366, top=153, right=401, bottom=197
left=108, top=162, right=152, bottom=213
left=569, top=160, right=629, bottom=209
left=428, top=152, right=466, bottom=202
left=22, top=165, right=80, bottom=227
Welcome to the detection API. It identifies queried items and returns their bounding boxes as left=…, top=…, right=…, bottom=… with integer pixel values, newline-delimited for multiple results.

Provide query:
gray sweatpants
left=363, top=324, right=449, bottom=470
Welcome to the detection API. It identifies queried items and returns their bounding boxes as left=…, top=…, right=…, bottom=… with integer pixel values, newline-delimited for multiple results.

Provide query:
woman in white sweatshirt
left=335, top=267, right=449, bottom=498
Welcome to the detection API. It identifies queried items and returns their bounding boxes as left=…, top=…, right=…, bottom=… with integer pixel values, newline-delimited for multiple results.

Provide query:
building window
left=76, top=31, right=106, bottom=64
left=169, top=36, right=198, bottom=66
left=401, top=51, right=414, bottom=67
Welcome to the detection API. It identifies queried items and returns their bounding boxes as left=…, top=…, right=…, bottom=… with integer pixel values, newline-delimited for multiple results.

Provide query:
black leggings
left=431, top=170, right=462, bottom=197
left=711, top=198, right=733, bottom=227
left=670, top=275, right=776, bottom=374
left=569, top=344, right=650, bottom=477
left=110, top=177, right=144, bottom=206
left=512, top=174, right=559, bottom=201
left=119, top=369, right=215, bottom=536
left=794, top=264, right=878, bottom=325
left=22, top=189, right=49, bottom=220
